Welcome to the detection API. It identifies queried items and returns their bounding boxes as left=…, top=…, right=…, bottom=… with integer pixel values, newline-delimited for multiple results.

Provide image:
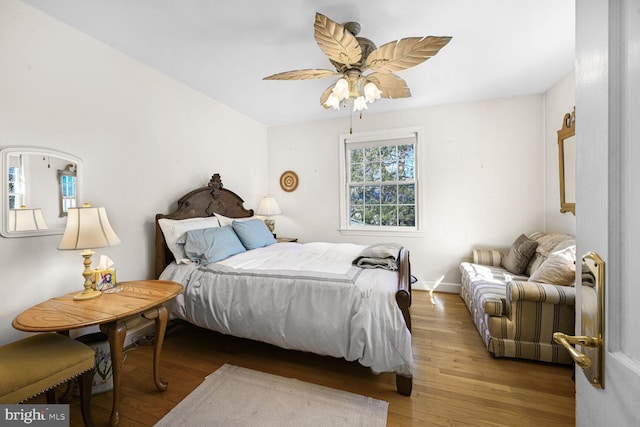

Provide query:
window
left=7, top=155, right=24, bottom=210
left=58, top=164, right=77, bottom=216
left=339, top=127, right=421, bottom=234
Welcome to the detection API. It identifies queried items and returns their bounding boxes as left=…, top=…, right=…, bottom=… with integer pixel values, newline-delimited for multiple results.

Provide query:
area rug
left=154, top=364, right=388, bottom=427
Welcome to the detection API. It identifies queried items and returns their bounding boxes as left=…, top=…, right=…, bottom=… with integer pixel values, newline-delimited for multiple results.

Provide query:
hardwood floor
left=41, top=291, right=576, bottom=426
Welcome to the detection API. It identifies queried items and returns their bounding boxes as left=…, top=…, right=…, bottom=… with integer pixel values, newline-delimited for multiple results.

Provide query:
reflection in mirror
left=1, top=146, right=82, bottom=238
left=558, top=107, right=576, bottom=215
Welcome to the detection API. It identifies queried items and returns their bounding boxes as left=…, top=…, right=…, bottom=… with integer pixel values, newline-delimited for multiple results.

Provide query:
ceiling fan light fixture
left=353, top=95, right=368, bottom=112
left=364, top=82, right=382, bottom=103
left=333, top=78, right=349, bottom=100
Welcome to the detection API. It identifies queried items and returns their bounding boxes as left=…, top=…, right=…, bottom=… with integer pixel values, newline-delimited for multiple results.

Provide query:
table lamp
left=9, top=206, right=48, bottom=231
left=256, top=195, right=282, bottom=236
left=58, top=203, right=121, bottom=300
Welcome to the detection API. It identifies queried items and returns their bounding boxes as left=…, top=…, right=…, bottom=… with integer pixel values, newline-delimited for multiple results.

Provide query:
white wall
left=267, top=95, right=547, bottom=291
left=544, top=70, right=577, bottom=234
left=0, top=0, right=268, bottom=345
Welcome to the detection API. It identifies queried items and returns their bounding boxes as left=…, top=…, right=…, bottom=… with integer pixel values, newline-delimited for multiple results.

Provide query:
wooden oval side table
left=13, top=280, right=183, bottom=427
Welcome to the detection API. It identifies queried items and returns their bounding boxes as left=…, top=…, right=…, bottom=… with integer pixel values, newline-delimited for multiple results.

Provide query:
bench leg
left=78, top=368, right=95, bottom=427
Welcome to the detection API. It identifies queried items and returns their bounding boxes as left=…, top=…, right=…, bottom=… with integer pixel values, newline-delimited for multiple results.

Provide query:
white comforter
left=160, top=242, right=413, bottom=376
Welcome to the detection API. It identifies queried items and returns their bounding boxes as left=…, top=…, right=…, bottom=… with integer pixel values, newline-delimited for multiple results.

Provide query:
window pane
left=365, top=146, right=380, bottom=162
left=364, top=162, right=381, bottom=181
left=350, top=206, right=364, bottom=225
left=381, top=205, right=397, bottom=226
left=380, top=145, right=396, bottom=162
left=350, top=186, right=364, bottom=206
left=381, top=185, right=397, bottom=204
left=398, top=184, right=415, bottom=204
left=398, top=205, right=416, bottom=226
left=381, top=162, right=397, bottom=181
left=398, top=144, right=415, bottom=180
left=364, top=205, right=380, bottom=225
left=350, top=148, right=364, bottom=163
left=350, top=164, right=364, bottom=182
left=364, top=185, right=380, bottom=204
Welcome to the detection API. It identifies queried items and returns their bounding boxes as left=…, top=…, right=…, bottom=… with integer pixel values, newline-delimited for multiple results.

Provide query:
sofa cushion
left=526, top=232, right=574, bottom=276
left=460, top=262, right=528, bottom=317
left=528, top=240, right=576, bottom=286
left=501, top=234, right=538, bottom=274
left=472, top=248, right=503, bottom=266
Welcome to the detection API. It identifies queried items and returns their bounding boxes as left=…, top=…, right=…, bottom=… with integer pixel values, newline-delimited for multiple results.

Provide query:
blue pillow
left=232, top=219, right=277, bottom=250
left=182, top=226, right=246, bottom=264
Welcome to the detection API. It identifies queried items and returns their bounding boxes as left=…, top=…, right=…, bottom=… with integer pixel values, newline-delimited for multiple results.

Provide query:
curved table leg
left=100, top=321, right=127, bottom=427
left=143, top=305, right=168, bottom=391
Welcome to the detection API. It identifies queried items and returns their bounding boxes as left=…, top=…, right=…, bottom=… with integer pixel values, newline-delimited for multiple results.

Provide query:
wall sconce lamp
left=58, top=203, right=120, bottom=300
left=256, top=195, right=282, bottom=236
left=9, top=206, right=48, bottom=232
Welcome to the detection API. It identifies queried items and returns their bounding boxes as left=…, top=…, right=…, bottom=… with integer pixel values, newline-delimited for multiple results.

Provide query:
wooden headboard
left=154, top=173, right=254, bottom=278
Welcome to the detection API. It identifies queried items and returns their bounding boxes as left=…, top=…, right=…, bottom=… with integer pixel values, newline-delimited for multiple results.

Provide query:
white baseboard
left=413, top=280, right=460, bottom=294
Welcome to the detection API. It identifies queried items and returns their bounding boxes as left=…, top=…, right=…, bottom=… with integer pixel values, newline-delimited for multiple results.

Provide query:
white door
left=575, top=1, right=640, bottom=425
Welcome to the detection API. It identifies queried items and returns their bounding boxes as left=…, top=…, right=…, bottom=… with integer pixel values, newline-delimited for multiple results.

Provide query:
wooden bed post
left=395, top=247, right=413, bottom=396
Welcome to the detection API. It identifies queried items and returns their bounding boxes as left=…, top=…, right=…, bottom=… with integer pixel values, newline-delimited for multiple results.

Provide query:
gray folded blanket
left=353, top=243, right=403, bottom=271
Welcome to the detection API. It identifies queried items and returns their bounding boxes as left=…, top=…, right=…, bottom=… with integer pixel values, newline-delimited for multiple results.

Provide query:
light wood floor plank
left=31, top=291, right=576, bottom=426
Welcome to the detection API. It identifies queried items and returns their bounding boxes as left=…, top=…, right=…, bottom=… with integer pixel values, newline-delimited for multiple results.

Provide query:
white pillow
left=214, top=213, right=258, bottom=227
left=158, top=216, right=220, bottom=264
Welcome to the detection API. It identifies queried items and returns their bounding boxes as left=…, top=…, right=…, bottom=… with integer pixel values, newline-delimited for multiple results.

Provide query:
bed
left=154, top=173, right=413, bottom=395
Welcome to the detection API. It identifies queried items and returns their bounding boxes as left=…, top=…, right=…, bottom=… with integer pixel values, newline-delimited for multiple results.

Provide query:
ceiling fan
left=264, top=12, right=452, bottom=113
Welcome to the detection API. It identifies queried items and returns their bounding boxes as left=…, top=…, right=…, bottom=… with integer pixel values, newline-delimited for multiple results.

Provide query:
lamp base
left=73, top=288, right=102, bottom=301
left=74, top=249, right=102, bottom=301
left=264, top=219, right=275, bottom=234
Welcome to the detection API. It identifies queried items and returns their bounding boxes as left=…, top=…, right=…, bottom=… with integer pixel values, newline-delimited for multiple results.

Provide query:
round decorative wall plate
left=280, top=170, right=299, bottom=192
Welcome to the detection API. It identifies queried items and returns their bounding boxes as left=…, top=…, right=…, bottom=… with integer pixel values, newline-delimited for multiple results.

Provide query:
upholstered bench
left=0, top=333, right=95, bottom=427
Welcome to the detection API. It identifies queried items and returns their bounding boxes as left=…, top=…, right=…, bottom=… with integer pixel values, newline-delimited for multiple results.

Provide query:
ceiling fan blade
left=366, top=73, right=411, bottom=99
left=263, top=69, right=338, bottom=80
left=364, top=36, right=452, bottom=73
left=314, top=12, right=362, bottom=70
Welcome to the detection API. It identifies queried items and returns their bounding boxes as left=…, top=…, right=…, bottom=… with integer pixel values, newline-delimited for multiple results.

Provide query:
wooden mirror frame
left=558, top=107, right=576, bottom=215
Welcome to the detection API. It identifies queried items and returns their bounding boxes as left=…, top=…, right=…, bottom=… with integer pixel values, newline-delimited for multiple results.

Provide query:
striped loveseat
left=459, top=232, right=576, bottom=364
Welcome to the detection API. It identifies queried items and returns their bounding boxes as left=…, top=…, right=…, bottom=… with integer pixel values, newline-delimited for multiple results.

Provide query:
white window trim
left=338, top=126, right=424, bottom=236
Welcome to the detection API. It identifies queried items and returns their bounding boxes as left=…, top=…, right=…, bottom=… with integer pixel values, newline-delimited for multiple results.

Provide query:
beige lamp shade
left=9, top=207, right=48, bottom=232
left=58, top=204, right=121, bottom=250
left=256, top=196, right=282, bottom=216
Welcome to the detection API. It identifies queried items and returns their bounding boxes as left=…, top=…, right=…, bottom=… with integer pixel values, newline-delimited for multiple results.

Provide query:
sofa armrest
left=472, top=248, right=505, bottom=266
left=507, top=280, right=576, bottom=305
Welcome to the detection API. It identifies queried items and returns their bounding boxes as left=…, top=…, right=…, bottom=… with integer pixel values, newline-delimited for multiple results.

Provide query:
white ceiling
left=22, top=0, right=575, bottom=127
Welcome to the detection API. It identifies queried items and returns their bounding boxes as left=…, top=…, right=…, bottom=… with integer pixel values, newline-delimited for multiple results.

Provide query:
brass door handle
left=553, top=332, right=600, bottom=368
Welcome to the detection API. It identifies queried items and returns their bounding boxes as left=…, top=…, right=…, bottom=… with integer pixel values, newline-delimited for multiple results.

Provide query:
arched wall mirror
left=558, top=107, right=576, bottom=215
left=0, top=146, right=83, bottom=237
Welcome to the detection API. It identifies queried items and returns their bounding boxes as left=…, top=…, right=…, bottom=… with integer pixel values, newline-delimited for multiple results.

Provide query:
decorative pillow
left=528, top=241, right=576, bottom=286
left=525, top=232, right=574, bottom=275
left=158, top=216, right=220, bottom=264
left=214, top=213, right=258, bottom=227
left=501, top=234, right=539, bottom=275
left=232, top=219, right=277, bottom=250
left=181, top=226, right=246, bottom=264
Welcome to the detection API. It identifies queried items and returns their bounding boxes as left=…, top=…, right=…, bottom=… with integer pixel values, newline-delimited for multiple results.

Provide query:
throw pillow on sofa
left=501, top=234, right=539, bottom=274
left=528, top=240, right=576, bottom=286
